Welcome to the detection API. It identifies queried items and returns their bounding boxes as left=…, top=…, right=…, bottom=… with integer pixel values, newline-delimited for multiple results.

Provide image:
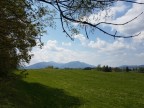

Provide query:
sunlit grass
left=0, top=69, right=144, bottom=108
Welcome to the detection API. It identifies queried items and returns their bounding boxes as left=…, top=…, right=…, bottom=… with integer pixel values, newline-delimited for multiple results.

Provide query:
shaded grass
left=0, top=74, right=82, bottom=108
left=1, top=69, right=144, bottom=108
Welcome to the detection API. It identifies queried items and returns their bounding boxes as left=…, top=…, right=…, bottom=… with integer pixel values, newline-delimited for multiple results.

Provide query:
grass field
left=0, top=69, right=144, bottom=108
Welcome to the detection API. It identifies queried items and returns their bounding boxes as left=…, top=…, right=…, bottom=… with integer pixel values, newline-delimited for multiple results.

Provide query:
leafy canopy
left=0, top=0, right=53, bottom=77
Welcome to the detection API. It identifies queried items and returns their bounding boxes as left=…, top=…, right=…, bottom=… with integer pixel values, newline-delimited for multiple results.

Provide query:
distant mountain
left=60, top=61, right=95, bottom=69
left=26, top=61, right=95, bottom=69
left=26, top=61, right=63, bottom=69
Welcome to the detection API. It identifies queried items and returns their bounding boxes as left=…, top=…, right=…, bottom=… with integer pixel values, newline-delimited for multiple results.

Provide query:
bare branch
left=60, top=14, right=74, bottom=40
left=96, top=12, right=143, bottom=26
left=117, top=0, right=144, bottom=4
left=85, top=26, right=89, bottom=39
left=37, top=0, right=144, bottom=39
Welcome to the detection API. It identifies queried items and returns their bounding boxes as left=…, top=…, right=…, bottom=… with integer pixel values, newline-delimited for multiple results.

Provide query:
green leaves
left=0, top=0, right=48, bottom=77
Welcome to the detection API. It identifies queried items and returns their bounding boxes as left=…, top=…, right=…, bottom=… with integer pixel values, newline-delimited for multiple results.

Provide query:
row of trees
left=95, top=65, right=112, bottom=72
left=46, top=65, right=144, bottom=73
left=94, top=65, right=144, bottom=73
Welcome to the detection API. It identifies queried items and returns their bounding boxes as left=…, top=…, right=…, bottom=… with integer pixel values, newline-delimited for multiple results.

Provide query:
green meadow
left=0, top=69, right=144, bottom=108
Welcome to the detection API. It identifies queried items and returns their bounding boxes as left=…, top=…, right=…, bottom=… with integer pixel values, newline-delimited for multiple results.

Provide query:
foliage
left=112, top=67, right=122, bottom=72
left=95, top=65, right=112, bottom=72
left=0, top=0, right=54, bottom=77
left=125, top=66, right=130, bottom=72
left=137, top=67, right=144, bottom=73
left=102, top=65, right=112, bottom=72
left=95, top=64, right=102, bottom=71
left=45, top=66, right=54, bottom=69
left=83, top=67, right=93, bottom=70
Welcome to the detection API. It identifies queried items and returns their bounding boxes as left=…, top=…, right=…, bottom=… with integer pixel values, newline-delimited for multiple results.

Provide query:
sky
left=29, top=0, right=144, bottom=67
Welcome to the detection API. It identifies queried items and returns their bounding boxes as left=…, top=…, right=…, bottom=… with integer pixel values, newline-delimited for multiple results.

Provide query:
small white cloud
left=73, top=34, right=89, bottom=46
left=62, top=42, right=72, bottom=46
left=110, top=1, right=128, bottom=19
left=47, top=40, right=57, bottom=46
left=136, top=53, right=144, bottom=57
left=74, top=34, right=86, bottom=42
left=88, top=38, right=131, bottom=52
left=88, top=38, right=107, bottom=49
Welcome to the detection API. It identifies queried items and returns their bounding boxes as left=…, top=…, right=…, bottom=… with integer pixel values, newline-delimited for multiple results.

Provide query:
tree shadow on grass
left=0, top=79, right=83, bottom=108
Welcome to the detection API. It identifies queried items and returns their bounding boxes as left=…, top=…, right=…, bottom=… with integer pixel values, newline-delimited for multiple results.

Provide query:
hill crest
left=26, top=61, right=95, bottom=69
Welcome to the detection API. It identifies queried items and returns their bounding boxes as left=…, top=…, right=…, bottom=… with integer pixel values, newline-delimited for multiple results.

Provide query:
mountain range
left=26, top=61, right=95, bottom=69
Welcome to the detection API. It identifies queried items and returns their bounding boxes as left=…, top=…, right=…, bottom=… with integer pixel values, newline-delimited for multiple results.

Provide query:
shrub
left=138, top=67, right=144, bottom=73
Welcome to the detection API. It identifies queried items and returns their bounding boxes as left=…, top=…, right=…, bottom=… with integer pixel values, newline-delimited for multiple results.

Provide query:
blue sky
left=29, top=0, right=144, bottom=67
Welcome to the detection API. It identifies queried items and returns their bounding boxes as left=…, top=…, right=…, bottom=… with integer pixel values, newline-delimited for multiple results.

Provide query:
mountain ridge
left=26, top=61, right=95, bottom=69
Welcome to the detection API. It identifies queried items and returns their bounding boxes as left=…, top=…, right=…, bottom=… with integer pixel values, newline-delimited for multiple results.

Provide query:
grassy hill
left=0, top=69, right=144, bottom=108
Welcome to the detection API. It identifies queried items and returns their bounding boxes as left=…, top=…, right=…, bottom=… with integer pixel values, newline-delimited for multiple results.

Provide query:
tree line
left=84, top=65, right=144, bottom=73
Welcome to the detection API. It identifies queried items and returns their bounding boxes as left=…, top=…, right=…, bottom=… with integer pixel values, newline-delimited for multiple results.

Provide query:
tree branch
left=37, top=0, right=144, bottom=39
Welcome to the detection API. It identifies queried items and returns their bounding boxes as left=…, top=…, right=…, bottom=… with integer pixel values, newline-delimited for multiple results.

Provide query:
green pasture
left=0, top=69, right=144, bottom=108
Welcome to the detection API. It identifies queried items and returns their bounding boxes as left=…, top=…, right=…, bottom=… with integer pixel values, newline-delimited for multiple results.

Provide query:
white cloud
left=88, top=38, right=132, bottom=52
left=136, top=53, right=144, bottom=57
left=80, top=1, right=127, bottom=25
left=86, top=36, right=144, bottom=66
left=62, top=42, right=72, bottom=46
left=73, top=34, right=89, bottom=46
left=133, top=32, right=144, bottom=43
left=88, top=38, right=107, bottom=49
left=43, top=40, right=63, bottom=52
left=83, top=0, right=144, bottom=38
left=110, top=1, right=128, bottom=18
left=109, top=0, right=144, bottom=36
left=74, top=34, right=86, bottom=42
